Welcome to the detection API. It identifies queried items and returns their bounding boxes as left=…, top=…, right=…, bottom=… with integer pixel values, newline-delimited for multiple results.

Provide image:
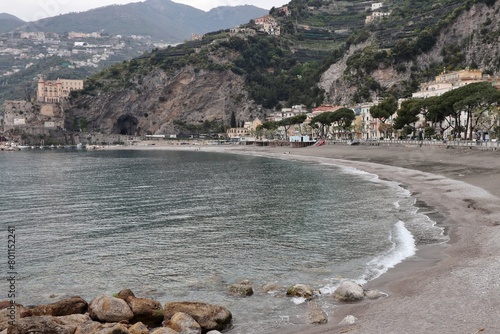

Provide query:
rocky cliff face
left=319, top=1, right=500, bottom=105
left=69, top=66, right=264, bottom=135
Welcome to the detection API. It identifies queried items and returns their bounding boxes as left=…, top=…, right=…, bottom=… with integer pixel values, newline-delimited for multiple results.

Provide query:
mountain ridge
left=14, top=0, right=268, bottom=42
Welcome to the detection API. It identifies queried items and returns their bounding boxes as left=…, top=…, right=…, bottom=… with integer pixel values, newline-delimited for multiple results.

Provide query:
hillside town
left=0, top=30, right=170, bottom=78
left=2, top=67, right=500, bottom=149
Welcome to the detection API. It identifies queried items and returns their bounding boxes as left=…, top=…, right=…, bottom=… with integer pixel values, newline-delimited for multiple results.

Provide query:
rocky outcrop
left=3, top=295, right=234, bottom=334
left=286, top=284, right=314, bottom=299
left=163, top=302, right=232, bottom=332
left=333, top=281, right=365, bottom=302
left=89, top=295, right=134, bottom=323
left=69, top=67, right=264, bottom=136
left=8, top=314, right=89, bottom=334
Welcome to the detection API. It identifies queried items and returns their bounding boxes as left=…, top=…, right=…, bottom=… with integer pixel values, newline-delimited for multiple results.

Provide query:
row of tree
left=392, top=82, right=500, bottom=140
left=256, top=108, right=356, bottom=140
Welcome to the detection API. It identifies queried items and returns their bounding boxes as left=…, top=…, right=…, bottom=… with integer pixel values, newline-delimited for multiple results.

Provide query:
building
left=37, top=77, right=84, bottom=103
left=412, top=68, right=484, bottom=98
left=226, top=118, right=263, bottom=140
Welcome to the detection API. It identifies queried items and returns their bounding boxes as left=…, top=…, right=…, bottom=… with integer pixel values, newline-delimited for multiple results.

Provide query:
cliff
left=69, top=66, right=264, bottom=136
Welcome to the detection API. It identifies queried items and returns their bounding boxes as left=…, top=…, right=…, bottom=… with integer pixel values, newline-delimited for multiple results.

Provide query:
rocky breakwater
left=0, top=290, right=232, bottom=334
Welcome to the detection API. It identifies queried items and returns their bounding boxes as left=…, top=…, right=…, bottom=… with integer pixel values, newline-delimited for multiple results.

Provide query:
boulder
left=116, top=289, right=136, bottom=300
left=339, top=315, right=358, bottom=325
left=89, top=295, right=134, bottom=323
left=126, top=296, right=163, bottom=327
left=166, top=312, right=201, bottom=334
left=22, top=296, right=88, bottom=317
left=227, top=280, right=253, bottom=297
left=286, top=284, right=314, bottom=299
left=307, top=302, right=328, bottom=324
left=128, top=322, right=149, bottom=334
left=164, top=302, right=232, bottom=332
left=333, top=281, right=364, bottom=302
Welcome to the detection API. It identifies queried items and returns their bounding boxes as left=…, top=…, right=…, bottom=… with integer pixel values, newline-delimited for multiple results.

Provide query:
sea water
left=0, top=149, right=447, bottom=333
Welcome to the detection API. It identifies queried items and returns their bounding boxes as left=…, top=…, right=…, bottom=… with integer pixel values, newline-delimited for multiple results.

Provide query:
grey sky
left=1, top=0, right=286, bottom=22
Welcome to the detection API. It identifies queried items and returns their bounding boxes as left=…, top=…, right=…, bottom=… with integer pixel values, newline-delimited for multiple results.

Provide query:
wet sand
left=105, top=142, right=500, bottom=334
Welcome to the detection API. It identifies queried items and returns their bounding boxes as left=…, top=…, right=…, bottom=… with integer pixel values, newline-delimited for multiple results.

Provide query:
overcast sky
left=2, top=0, right=287, bottom=22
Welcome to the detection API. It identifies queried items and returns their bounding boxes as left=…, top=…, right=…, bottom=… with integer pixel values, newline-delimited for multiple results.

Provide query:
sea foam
left=363, top=220, right=417, bottom=282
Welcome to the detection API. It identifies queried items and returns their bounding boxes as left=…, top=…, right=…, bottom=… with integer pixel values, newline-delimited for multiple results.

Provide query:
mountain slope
left=0, top=13, right=25, bottom=34
left=19, top=0, right=268, bottom=42
left=61, top=0, right=500, bottom=135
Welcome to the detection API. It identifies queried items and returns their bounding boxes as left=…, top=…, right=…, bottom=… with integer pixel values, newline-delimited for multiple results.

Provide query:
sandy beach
left=106, top=142, right=500, bottom=334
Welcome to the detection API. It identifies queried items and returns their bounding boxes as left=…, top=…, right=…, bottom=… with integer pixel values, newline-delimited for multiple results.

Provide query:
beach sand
left=106, top=142, right=500, bottom=334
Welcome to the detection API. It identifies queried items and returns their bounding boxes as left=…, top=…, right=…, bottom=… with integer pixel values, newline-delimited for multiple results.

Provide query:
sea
left=0, top=148, right=447, bottom=333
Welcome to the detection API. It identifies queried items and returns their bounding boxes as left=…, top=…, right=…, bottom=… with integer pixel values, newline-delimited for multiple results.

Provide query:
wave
left=362, top=220, right=417, bottom=283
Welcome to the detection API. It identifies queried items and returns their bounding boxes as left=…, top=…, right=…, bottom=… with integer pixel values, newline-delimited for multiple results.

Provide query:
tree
left=309, top=112, right=335, bottom=138
left=256, top=121, right=278, bottom=139
left=370, top=96, right=398, bottom=123
left=277, top=114, right=307, bottom=140
left=450, top=82, right=500, bottom=140
left=330, top=108, right=355, bottom=139
left=370, top=96, right=398, bottom=138
left=393, top=99, right=422, bottom=137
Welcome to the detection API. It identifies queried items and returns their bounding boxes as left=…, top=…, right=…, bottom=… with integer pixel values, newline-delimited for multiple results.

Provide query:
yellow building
left=37, top=77, right=84, bottom=103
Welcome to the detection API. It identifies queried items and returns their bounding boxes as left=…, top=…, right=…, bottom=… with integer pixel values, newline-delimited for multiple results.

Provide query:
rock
left=116, top=289, right=136, bottom=300
left=164, top=302, right=232, bottom=332
left=333, top=281, right=364, bottom=302
left=22, top=296, right=88, bottom=317
left=89, top=295, right=134, bottom=323
left=151, top=328, right=179, bottom=334
left=128, top=322, right=149, bottom=334
left=114, top=289, right=163, bottom=326
left=227, top=280, right=254, bottom=297
left=206, top=331, right=222, bottom=334
left=126, top=296, right=163, bottom=327
left=307, top=302, right=328, bottom=324
left=364, top=289, right=387, bottom=300
left=286, top=284, right=314, bottom=299
left=7, top=314, right=89, bottom=334
left=166, top=312, right=201, bottom=334
left=339, top=315, right=358, bottom=325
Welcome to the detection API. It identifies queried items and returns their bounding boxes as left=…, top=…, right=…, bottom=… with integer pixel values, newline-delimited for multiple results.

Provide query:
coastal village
left=1, top=2, right=500, bottom=148
left=1, top=67, right=500, bottom=149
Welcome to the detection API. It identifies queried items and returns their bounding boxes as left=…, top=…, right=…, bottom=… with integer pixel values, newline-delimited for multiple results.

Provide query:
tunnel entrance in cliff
left=114, top=115, right=138, bottom=135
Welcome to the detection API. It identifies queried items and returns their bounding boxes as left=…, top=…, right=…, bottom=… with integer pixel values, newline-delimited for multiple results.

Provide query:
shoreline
left=101, top=143, right=500, bottom=333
